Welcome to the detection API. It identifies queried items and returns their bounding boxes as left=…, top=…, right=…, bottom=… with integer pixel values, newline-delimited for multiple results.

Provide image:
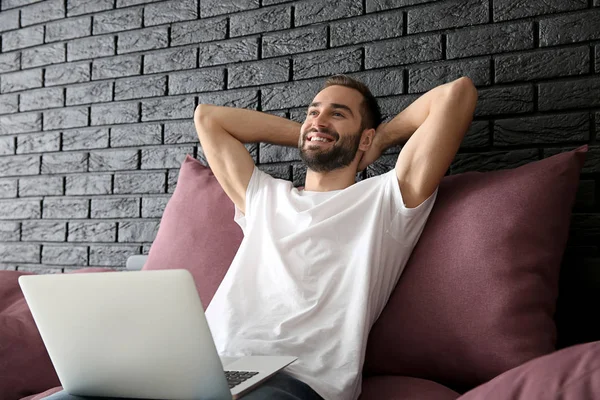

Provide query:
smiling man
left=194, top=75, right=478, bottom=400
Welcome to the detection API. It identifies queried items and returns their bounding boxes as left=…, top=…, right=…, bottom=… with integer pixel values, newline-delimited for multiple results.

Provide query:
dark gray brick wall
left=0, top=3, right=597, bottom=336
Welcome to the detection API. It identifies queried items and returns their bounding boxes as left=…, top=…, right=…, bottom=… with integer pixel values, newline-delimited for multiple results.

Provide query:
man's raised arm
left=194, top=104, right=301, bottom=214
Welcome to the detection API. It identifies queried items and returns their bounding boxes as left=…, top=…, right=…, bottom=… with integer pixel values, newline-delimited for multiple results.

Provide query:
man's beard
left=299, top=127, right=363, bottom=173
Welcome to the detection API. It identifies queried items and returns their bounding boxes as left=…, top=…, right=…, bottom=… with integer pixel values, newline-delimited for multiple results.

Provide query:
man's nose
left=313, top=113, right=329, bottom=128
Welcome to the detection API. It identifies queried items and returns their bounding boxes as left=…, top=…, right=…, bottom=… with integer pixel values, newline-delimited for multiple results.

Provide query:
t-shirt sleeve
left=233, top=166, right=271, bottom=232
left=383, top=168, right=439, bottom=244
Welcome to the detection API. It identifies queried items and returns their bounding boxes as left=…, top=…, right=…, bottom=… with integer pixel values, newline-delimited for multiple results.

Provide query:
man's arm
left=366, top=77, right=478, bottom=208
left=194, top=105, right=301, bottom=214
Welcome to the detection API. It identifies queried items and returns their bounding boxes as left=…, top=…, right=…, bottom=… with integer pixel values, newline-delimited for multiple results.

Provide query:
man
left=197, top=75, right=478, bottom=400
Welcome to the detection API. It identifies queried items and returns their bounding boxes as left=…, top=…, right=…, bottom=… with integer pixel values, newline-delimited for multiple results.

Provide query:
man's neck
left=303, top=166, right=357, bottom=192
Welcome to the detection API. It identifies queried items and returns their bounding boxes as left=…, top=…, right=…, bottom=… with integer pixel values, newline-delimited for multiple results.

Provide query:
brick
left=0, top=179, right=18, bottom=198
left=16, top=132, right=61, bottom=154
left=0, top=9, right=19, bottom=32
left=0, top=244, right=40, bottom=263
left=258, top=164, right=291, bottom=180
left=495, top=46, right=589, bottom=84
left=1, top=69, right=43, bottom=93
left=494, top=0, right=586, bottom=22
left=118, top=220, right=160, bottom=242
left=366, top=0, right=437, bottom=12
left=167, top=168, right=179, bottom=193
left=117, top=0, right=161, bottom=6
left=447, top=22, right=534, bottom=59
left=575, top=180, right=596, bottom=208
left=21, top=43, right=66, bottom=69
left=164, top=121, right=196, bottom=144
left=45, top=16, right=91, bottom=42
left=295, top=0, right=362, bottom=26
left=143, top=47, right=197, bottom=74
left=111, top=123, right=162, bottom=147
left=408, top=0, right=487, bottom=34
left=141, top=196, right=170, bottom=218
left=141, top=146, right=194, bottom=169
left=63, top=127, right=109, bottom=151
left=21, top=0, right=64, bottom=26
left=461, top=120, right=489, bottom=149
left=409, top=59, right=490, bottom=93
left=118, top=27, right=168, bottom=54
left=596, top=45, right=600, bottom=73
left=493, top=113, right=589, bottom=147
left=68, top=221, right=116, bottom=242
left=92, top=55, right=140, bottom=80
left=331, top=10, right=403, bottom=47
left=44, top=107, right=89, bottom=131
left=67, top=0, right=113, bottom=16
left=0, top=136, right=15, bottom=155
left=292, top=163, right=306, bottom=187
left=89, top=149, right=138, bottom=172
left=68, top=35, right=115, bottom=62
left=65, top=173, right=112, bottom=195
left=365, top=35, right=442, bottom=69
left=259, top=143, right=300, bottom=163
left=540, top=10, right=600, bottom=47
left=0, top=94, right=19, bottom=114
left=141, top=97, right=194, bottom=121
left=0, top=222, right=19, bottom=241
left=113, top=75, right=165, bottom=101
left=66, top=81, right=113, bottom=106
left=262, top=26, right=327, bottom=58
left=538, top=77, right=600, bottom=111
left=228, top=59, right=286, bottom=89
left=0, top=112, right=41, bottom=135
left=1, top=25, right=43, bottom=51
left=2, top=0, right=41, bottom=9
left=377, top=94, right=420, bottom=119
left=365, top=154, right=396, bottom=178
left=262, top=79, right=324, bottom=111
left=114, top=171, right=165, bottom=194
left=91, top=198, right=139, bottom=218
left=18, top=176, right=62, bottom=196
left=200, top=0, right=259, bottom=18
left=0, top=198, right=40, bottom=219
left=263, top=0, right=293, bottom=4
left=42, top=245, right=87, bottom=266
left=197, top=89, right=259, bottom=110
left=144, top=0, right=197, bottom=26
left=20, top=88, right=63, bottom=112
left=293, top=48, right=362, bottom=80
left=170, top=69, right=224, bottom=95
left=43, top=198, right=88, bottom=219
left=41, top=152, right=87, bottom=174
left=89, top=245, right=140, bottom=267
left=22, top=221, right=66, bottom=242
left=0, top=53, right=20, bottom=73
left=171, top=18, right=227, bottom=47
left=93, top=8, right=142, bottom=35
left=45, top=62, right=90, bottom=86
left=451, top=148, right=538, bottom=174
left=199, top=37, right=258, bottom=67
left=91, top=102, right=139, bottom=125
left=230, top=5, right=290, bottom=37
left=475, top=84, right=534, bottom=117
left=0, top=154, right=39, bottom=176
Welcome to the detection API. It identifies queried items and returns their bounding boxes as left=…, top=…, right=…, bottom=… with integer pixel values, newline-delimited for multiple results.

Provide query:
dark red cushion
left=458, top=340, right=600, bottom=399
left=364, top=146, right=588, bottom=392
left=142, top=155, right=243, bottom=308
left=360, top=376, right=460, bottom=400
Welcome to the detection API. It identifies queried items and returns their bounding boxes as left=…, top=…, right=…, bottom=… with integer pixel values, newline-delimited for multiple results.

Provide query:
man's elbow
left=194, top=103, right=216, bottom=125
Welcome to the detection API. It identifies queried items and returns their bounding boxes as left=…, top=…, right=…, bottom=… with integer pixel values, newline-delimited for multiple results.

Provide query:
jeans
left=44, top=372, right=324, bottom=400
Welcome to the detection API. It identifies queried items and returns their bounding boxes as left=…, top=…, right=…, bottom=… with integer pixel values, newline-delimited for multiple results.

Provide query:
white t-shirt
left=205, top=166, right=438, bottom=400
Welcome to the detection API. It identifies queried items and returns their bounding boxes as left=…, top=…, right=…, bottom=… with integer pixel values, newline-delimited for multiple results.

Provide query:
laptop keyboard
left=225, top=370, right=260, bottom=389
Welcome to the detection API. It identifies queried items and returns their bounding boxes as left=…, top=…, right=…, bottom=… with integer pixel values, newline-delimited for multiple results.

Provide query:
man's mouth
left=306, top=132, right=336, bottom=144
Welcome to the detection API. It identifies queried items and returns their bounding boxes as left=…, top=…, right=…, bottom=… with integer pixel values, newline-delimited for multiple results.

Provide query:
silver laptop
left=19, top=269, right=297, bottom=400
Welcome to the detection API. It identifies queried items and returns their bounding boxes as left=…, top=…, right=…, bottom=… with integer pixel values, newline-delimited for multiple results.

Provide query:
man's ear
left=358, top=128, right=376, bottom=152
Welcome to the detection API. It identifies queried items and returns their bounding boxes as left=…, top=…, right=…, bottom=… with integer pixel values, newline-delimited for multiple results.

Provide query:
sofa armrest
left=126, top=255, right=148, bottom=271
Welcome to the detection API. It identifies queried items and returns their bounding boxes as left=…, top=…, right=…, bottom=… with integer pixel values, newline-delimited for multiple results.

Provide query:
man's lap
left=43, top=372, right=323, bottom=400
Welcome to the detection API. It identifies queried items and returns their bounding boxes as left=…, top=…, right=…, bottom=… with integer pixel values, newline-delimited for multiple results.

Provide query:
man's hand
left=357, top=122, right=387, bottom=172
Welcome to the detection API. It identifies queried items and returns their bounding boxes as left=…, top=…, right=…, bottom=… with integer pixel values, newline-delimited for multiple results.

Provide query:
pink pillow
left=458, top=340, right=600, bottom=399
left=143, top=155, right=243, bottom=308
left=363, top=145, right=588, bottom=392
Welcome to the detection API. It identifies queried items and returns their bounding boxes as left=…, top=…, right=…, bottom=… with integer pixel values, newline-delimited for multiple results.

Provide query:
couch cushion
left=360, top=376, right=460, bottom=400
left=142, top=155, right=243, bottom=308
left=458, top=340, right=600, bottom=399
left=363, top=146, right=588, bottom=392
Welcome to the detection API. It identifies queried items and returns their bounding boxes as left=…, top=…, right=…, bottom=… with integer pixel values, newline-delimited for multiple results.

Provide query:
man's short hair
left=322, top=75, right=382, bottom=131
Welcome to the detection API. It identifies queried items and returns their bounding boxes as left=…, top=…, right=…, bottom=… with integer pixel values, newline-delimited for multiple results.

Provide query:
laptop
left=19, top=269, right=297, bottom=400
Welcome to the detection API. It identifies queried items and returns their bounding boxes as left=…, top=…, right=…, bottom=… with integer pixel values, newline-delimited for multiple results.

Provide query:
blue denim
left=44, top=372, right=324, bottom=400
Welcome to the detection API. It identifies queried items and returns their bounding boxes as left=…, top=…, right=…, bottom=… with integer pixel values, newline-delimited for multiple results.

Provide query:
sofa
left=2, top=144, right=599, bottom=400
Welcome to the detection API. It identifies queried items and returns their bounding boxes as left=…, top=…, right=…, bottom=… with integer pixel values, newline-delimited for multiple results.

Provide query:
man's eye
left=333, top=112, right=343, bottom=117
left=308, top=110, right=317, bottom=116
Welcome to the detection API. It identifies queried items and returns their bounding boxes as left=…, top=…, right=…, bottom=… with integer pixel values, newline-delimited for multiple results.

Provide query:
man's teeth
left=310, top=137, right=329, bottom=142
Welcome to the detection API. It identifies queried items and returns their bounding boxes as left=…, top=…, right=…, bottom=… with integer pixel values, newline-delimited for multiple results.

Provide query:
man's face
left=299, top=85, right=365, bottom=173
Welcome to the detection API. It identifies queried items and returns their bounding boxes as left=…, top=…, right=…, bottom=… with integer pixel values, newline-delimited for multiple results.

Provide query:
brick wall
left=0, top=0, right=598, bottom=328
